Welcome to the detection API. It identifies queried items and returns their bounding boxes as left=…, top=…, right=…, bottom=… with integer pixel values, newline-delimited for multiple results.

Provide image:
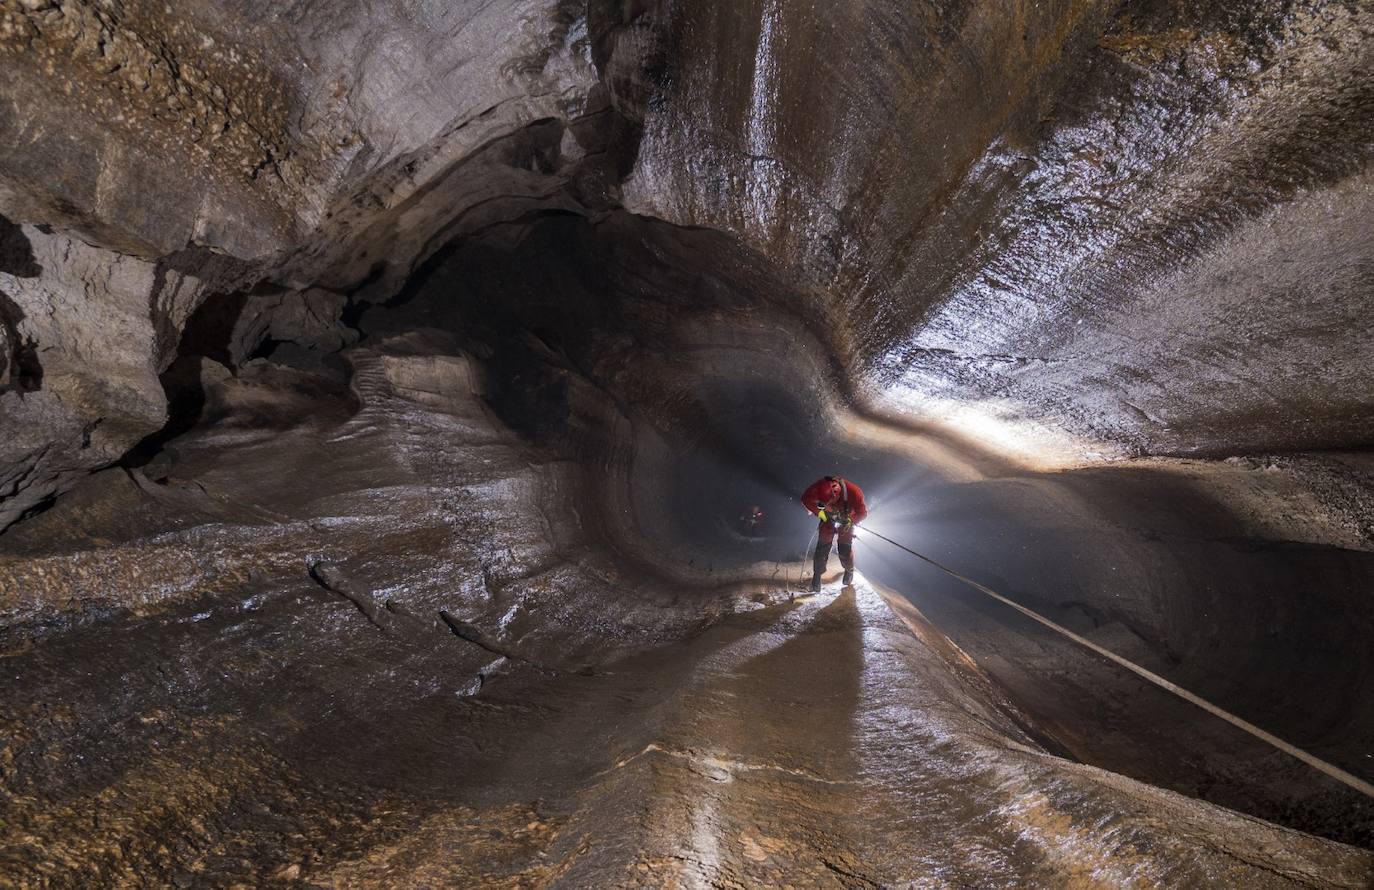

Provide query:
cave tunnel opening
left=368, top=210, right=932, bottom=571
left=353, top=208, right=1374, bottom=846
left=1, top=199, right=1369, bottom=862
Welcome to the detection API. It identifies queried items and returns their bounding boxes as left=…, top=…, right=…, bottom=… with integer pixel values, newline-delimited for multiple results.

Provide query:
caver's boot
left=811, top=540, right=831, bottom=593
left=842, top=567, right=854, bottom=585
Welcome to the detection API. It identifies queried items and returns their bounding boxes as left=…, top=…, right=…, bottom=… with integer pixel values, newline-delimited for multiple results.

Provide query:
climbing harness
left=859, top=527, right=1374, bottom=800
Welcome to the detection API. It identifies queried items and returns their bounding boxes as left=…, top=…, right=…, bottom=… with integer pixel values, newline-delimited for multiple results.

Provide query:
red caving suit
left=801, top=477, right=868, bottom=572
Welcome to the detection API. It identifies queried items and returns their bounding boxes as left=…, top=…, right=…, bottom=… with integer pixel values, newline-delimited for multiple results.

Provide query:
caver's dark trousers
left=813, top=520, right=854, bottom=577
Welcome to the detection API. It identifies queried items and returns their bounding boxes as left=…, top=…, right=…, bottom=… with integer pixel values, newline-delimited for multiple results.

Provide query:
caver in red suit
left=801, top=476, right=868, bottom=590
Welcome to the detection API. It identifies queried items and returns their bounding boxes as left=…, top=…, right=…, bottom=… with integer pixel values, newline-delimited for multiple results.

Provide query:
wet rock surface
left=4, top=503, right=1372, bottom=885
left=626, top=0, right=1374, bottom=457
left=1, top=0, right=1373, bottom=885
left=2, top=0, right=1371, bottom=518
left=2, top=325, right=1372, bottom=884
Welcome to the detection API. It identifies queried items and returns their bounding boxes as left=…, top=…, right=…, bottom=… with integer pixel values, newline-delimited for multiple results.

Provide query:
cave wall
left=0, top=0, right=614, bottom=256
left=0, top=222, right=253, bottom=524
left=624, top=0, right=1374, bottom=458
left=2, top=0, right=1371, bottom=724
left=0, top=0, right=664, bottom=530
left=3, top=0, right=1372, bottom=528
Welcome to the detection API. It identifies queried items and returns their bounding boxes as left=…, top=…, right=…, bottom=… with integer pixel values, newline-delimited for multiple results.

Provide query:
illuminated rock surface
left=1, top=0, right=1372, bottom=885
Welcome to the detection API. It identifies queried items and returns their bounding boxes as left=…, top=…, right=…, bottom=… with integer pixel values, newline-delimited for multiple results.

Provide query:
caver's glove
left=816, top=508, right=829, bottom=523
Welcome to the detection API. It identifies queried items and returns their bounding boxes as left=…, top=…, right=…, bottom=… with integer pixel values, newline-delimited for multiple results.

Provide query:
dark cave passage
left=345, top=207, right=1374, bottom=845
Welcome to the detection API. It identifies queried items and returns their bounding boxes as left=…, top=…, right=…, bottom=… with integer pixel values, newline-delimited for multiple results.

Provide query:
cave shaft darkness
left=1, top=0, right=1373, bottom=886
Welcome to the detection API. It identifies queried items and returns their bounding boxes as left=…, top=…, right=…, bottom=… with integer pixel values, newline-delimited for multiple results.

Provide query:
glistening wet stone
left=1, top=0, right=1372, bottom=884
